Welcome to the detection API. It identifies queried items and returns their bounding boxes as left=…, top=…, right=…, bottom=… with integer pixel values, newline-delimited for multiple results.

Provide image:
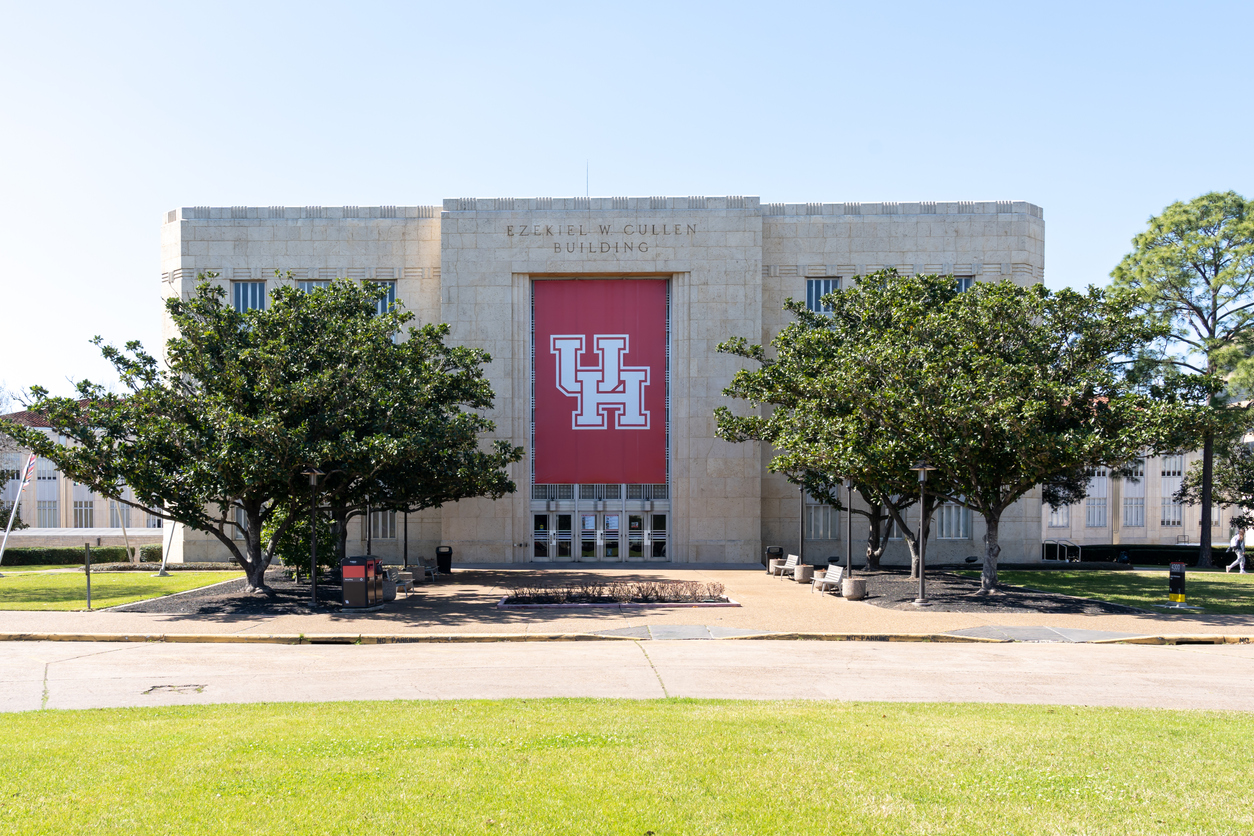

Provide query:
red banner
left=533, top=279, right=667, bottom=484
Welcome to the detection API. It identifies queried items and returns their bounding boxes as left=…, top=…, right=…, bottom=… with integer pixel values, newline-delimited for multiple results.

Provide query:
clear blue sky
left=2, top=0, right=1251, bottom=398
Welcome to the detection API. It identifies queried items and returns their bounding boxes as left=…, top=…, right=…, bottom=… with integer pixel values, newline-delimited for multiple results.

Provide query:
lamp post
left=843, top=477, right=854, bottom=578
left=910, top=459, right=936, bottom=607
left=301, top=467, right=325, bottom=608
left=798, top=484, right=805, bottom=567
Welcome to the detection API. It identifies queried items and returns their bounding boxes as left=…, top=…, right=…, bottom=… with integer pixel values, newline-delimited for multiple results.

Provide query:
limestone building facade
left=158, top=197, right=1047, bottom=566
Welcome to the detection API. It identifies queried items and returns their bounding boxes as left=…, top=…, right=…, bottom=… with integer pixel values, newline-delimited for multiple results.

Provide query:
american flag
left=19, top=453, right=36, bottom=488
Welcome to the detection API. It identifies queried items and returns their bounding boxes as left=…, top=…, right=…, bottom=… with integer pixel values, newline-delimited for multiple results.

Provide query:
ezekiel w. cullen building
left=156, top=196, right=1047, bottom=567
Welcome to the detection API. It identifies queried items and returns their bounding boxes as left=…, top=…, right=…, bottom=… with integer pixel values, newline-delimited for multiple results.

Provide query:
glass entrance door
left=578, top=512, right=622, bottom=562
left=533, top=513, right=573, bottom=561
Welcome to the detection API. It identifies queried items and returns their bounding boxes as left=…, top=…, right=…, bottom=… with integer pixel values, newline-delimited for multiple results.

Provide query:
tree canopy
left=717, top=270, right=1196, bottom=590
left=1, top=279, right=521, bottom=591
left=1112, top=191, right=1254, bottom=565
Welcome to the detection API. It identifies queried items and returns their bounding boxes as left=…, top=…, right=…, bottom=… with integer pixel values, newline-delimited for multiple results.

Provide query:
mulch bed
left=116, top=569, right=343, bottom=615
left=851, top=568, right=1144, bottom=614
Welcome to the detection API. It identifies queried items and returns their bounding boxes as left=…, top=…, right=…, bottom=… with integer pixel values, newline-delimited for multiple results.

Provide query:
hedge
left=0, top=544, right=163, bottom=566
left=1045, top=543, right=1236, bottom=567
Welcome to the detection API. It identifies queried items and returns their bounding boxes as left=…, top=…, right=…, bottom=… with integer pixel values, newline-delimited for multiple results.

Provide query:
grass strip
left=0, top=699, right=1250, bottom=835
left=973, top=569, right=1254, bottom=614
left=0, top=572, right=243, bottom=610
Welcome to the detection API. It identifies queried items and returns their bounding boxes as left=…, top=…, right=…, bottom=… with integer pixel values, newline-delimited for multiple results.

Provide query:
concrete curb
left=0, top=631, right=1250, bottom=646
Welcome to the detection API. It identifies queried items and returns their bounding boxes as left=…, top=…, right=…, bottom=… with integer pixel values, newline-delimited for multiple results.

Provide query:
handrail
left=1041, top=538, right=1082, bottom=562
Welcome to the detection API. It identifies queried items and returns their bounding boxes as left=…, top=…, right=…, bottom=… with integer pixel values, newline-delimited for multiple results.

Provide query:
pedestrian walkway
left=1, top=566, right=1251, bottom=644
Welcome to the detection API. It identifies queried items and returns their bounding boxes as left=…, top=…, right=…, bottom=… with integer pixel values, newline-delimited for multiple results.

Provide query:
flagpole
left=0, top=453, right=37, bottom=572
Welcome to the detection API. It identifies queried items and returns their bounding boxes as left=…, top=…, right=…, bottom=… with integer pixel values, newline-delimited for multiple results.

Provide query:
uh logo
left=550, top=334, right=650, bottom=430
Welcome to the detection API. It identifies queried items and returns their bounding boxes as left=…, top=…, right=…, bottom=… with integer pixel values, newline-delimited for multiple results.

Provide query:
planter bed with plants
left=498, top=581, right=738, bottom=609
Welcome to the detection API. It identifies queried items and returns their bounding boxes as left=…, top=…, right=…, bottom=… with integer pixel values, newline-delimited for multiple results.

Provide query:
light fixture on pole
left=842, top=477, right=854, bottom=578
left=909, top=459, right=936, bottom=607
left=301, top=467, right=325, bottom=609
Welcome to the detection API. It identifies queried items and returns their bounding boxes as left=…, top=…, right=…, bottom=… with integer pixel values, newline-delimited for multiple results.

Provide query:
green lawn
left=0, top=564, right=79, bottom=573
left=981, top=568, right=1254, bottom=614
left=0, top=699, right=1250, bottom=835
left=0, top=571, right=242, bottom=610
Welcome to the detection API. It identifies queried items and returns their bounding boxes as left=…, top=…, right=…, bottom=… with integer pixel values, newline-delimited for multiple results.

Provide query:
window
left=955, top=276, right=976, bottom=292
left=806, top=278, right=840, bottom=313
left=373, top=281, right=397, bottom=315
left=804, top=492, right=838, bottom=539
left=935, top=500, right=971, bottom=539
left=233, top=281, right=266, bottom=312
left=109, top=502, right=131, bottom=529
left=1047, top=504, right=1070, bottom=528
left=233, top=505, right=248, bottom=540
left=1123, top=458, right=1145, bottom=527
left=1161, top=455, right=1183, bottom=527
left=1085, top=468, right=1108, bottom=527
left=146, top=513, right=163, bottom=529
left=297, top=280, right=331, bottom=293
left=370, top=509, right=396, bottom=540
left=73, top=500, right=95, bottom=528
left=36, top=457, right=57, bottom=480
left=37, top=500, right=58, bottom=528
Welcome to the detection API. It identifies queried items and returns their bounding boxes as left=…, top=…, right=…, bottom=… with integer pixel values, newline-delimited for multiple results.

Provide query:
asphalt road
left=3, top=639, right=1253, bottom=712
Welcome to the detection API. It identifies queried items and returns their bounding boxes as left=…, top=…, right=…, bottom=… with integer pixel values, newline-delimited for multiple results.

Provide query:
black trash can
left=436, top=545, right=452, bottom=575
left=764, top=545, right=783, bottom=569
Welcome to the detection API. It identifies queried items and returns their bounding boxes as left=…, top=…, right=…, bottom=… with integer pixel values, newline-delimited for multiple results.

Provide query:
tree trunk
left=864, top=505, right=886, bottom=570
left=980, top=514, right=1002, bottom=591
left=238, top=505, right=271, bottom=591
left=1198, top=431, right=1214, bottom=568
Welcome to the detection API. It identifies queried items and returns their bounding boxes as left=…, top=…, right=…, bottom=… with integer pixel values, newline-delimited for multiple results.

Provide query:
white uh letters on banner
left=550, top=334, right=650, bottom=430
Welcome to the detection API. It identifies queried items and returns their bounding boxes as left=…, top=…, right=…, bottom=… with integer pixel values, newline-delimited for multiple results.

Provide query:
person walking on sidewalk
left=1227, top=529, right=1247, bottom=574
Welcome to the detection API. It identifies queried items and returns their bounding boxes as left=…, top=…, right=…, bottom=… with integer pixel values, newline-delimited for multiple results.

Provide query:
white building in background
left=0, top=410, right=164, bottom=550
left=1041, top=452, right=1233, bottom=551
left=158, top=196, right=1047, bottom=567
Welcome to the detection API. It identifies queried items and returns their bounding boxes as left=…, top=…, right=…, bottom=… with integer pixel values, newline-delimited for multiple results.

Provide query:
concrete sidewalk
left=4, top=639, right=1253, bottom=712
left=2, top=566, right=1251, bottom=644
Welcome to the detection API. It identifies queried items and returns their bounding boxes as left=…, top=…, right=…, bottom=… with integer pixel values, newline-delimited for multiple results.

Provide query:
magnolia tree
left=2, top=279, right=521, bottom=591
left=717, top=270, right=1198, bottom=590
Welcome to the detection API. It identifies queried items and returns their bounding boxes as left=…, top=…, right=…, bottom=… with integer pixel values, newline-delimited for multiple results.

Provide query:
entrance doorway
left=531, top=507, right=668, bottom=562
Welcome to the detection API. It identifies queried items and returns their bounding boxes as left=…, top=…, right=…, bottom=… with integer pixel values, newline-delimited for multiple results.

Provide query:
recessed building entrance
left=530, top=484, right=669, bottom=562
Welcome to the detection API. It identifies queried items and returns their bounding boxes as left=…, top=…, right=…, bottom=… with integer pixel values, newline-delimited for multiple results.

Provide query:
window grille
left=373, top=281, right=397, bottom=315
left=1123, top=497, right=1145, bottom=527
left=935, top=501, right=971, bottom=539
left=73, top=500, right=95, bottom=529
left=806, top=278, right=840, bottom=313
left=370, top=510, right=396, bottom=540
left=233, top=281, right=266, bottom=312
left=37, top=500, right=58, bottom=528
left=1160, top=455, right=1183, bottom=526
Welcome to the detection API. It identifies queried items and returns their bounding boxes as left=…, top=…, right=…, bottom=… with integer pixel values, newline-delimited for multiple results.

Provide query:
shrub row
left=507, top=580, right=726, bottom=605
left=0, top=544, right=163, bottom=566
left=1049, top=543, right=1236, bottom=567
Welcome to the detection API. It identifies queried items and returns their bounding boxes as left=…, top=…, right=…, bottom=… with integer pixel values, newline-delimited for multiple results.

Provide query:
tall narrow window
left=935, top=499, right=971, bottom=539
left=370, top=510, right=396, bottom=540
left=1085, top=468, right=1108, bottom=527
left=1161, top=455, right=1183, bottom=527
left=109, top=502, right=131, bottom=529
left=73, top=500, right=95, bottom=528
left=804, top=492, right=837, bottom=539
left=1123, top=458, right=1145, bottom=527
left=37, top=500, right=58, bottom=528
left=373, top=281, right=397, bottom=315
left=805, top=278, right=840, bottom=313
left=233, top=281, right=267, bottom=312
left=1047, top=504, right=1070, bottom=528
